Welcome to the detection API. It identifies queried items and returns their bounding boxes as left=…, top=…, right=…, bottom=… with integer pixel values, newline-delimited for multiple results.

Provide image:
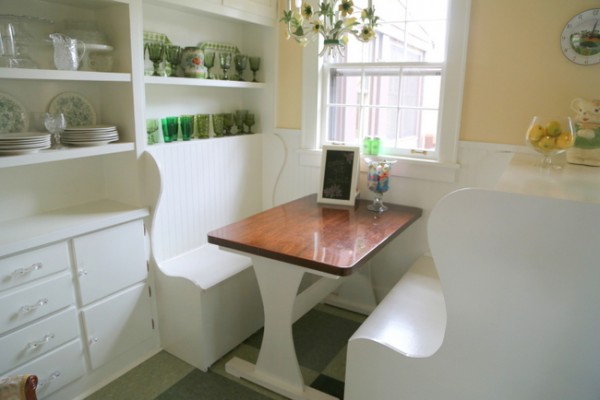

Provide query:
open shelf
left=0, top=68, right=132, bottom=82
left=0, top=143, right=135, bottom=169
left=144, top=76, right=265, bottom=89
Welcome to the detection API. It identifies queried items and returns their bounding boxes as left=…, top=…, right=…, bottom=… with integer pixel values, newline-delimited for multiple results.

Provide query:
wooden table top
left=207, top=194, right=422, bottom=276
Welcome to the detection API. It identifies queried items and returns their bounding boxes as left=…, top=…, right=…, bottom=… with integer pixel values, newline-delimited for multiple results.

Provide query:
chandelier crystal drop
left=280, top=0, right=379, bottom=58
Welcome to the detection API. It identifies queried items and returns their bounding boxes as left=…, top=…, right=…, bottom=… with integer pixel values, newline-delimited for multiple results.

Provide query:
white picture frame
left=317, top=145, right=360, bottom=206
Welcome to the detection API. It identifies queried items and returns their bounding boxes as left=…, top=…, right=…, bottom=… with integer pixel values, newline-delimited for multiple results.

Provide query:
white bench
left=144, top=143, right=264, bottom=372
left=345, top=188, right=600, bottom=399
left=155, top=244, right=263, bottom=372
left=345, top=254, right=445, bottom=400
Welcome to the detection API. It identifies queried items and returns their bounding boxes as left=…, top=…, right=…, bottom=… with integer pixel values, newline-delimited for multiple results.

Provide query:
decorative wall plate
left=198, top=41, right=240, bottom=54
left=561, top=8, right=600, bottom=65
left=0, top=92, right=28, bottom=133
left=48, top=92, right=97, bottom=127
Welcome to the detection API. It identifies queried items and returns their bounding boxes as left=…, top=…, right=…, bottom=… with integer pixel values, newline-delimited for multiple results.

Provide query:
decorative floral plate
left=143, top=31, right=172, bottom=45
left=0, top=92, right=28, bottom=133
left=48, top=92, right=97, bottom=127
left=198, top=41, right=240, bottom=54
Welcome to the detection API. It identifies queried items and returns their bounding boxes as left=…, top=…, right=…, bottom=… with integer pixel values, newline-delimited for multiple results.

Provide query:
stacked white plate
left=0, top=132, right=51, bottom=155
left=61, top=124, right=119, bottom=146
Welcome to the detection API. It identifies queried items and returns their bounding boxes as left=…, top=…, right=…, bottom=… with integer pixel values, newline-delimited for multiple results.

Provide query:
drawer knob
left=78, top=269, right=88, bottom=277
left=38, top=370, right=61, bottom=389
left=12, top=262, right=43, bottom=277
left=20, top=298, right=48, bottom=313
left=90, top=336, right=99, bottom=344
left=28, top=333, right=55, bottom=349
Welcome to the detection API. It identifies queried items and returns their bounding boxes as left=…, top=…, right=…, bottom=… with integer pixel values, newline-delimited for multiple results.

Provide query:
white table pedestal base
left=225, top=255, right=341, bottom=400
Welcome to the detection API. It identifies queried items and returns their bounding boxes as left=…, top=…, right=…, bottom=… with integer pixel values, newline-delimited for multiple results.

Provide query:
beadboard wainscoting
left=145, top=135, right=263, bottom=263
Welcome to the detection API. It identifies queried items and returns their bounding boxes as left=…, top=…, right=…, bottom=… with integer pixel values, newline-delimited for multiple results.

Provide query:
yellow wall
left=276, top=0, right=600, bottom=145
left=461, top=0, right=599, bottom=145
left=276, top=0, right=303, bottom=129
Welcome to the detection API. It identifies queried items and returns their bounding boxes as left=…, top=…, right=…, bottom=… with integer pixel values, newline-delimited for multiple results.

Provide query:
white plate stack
left=0, top=133, right=51, bottom=155
left=61, top=125, right=119, bottom=146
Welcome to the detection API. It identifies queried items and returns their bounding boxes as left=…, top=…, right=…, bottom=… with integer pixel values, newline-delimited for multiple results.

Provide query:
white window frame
left=300, top=0, right=471, bottom=181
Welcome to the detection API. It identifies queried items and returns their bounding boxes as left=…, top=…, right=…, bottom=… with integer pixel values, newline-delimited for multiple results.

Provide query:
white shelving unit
left=0, top=0, right=278, bottom=396
left=141, top=0, right=276, bottom=143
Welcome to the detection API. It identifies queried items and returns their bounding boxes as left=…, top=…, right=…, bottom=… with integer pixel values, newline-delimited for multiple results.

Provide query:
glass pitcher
left=49, top=33, right=86, bottom=71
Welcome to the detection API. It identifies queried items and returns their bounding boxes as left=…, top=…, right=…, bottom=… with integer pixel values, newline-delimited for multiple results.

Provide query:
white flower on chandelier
left=280, top=0, right=379, bottom=57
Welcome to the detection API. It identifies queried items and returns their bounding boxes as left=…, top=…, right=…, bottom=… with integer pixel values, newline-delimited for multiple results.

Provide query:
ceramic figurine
left=567, top=97, right=600, bottom=166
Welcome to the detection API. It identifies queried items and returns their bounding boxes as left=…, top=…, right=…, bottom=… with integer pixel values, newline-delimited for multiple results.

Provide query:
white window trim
left=299, top=0, right=471, bottom=182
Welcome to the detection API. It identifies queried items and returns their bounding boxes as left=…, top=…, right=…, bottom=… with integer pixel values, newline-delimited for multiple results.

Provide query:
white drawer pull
left=12, top=262, right=43, bottom=277
left=78, top=269, right=88, bottom=277
left=38, top=370, right=61, bottom=389
left=89, top=336, right=99, bottom=344
left=28, top=333, right=55, bottom=349
left=20, top=298, right=48, bottom=313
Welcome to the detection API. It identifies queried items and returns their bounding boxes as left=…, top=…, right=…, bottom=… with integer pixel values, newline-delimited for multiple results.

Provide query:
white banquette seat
left=346, top=188, right=600, bottom=399
left=144, top=141, right=264, bottom=372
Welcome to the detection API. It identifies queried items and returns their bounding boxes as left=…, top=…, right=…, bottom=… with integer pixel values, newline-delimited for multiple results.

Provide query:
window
left=303, top=0, right=471, bottom=165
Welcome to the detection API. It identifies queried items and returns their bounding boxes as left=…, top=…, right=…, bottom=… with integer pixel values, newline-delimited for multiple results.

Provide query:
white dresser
left=0, top=201, right=159, bottom=400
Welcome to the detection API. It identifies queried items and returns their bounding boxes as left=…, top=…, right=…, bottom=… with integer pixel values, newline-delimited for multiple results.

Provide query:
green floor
left=86, top=304, right=365, bottom=400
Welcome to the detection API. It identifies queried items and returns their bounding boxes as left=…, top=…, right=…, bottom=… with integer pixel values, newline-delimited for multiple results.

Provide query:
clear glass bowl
left=526, top=116, right=575, bottom=168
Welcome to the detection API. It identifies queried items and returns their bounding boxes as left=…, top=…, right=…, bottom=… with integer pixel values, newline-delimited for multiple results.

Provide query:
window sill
left=298, top=149, right=460, bottom=183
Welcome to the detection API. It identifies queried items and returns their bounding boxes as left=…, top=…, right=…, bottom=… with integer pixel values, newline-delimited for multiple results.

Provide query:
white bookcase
left=0, top=0, right=277, bottom=397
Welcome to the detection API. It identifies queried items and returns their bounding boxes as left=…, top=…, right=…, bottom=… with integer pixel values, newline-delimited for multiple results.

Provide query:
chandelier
left=281, top=0, right=379, bottom=57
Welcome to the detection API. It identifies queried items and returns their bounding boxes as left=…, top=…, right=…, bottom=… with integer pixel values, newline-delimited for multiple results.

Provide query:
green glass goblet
left=249, top=56, right=260, bottom=82
left=165, top=45, right=182, bottom=77
left=244, top=113, right=255, bottom=134
left=223, top=113, right=234, bottom=135
left=146, top=43, right=164, bottom=77
left=204, top=52, right=215, bottom=79
left=146, top=118, right=159, bottom=144
left=234, top=54, right=248, bottom=81
left=234, top=110, right=248, bottom=134
left=219, top=52, right=232, bottom=80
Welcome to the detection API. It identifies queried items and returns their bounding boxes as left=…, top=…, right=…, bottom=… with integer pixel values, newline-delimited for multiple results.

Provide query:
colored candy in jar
left=367, top=162, right=391, bottom=193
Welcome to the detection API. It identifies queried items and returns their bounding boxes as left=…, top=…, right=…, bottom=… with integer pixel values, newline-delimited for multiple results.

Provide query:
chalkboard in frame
left=317, top=145, right=360, bottom=206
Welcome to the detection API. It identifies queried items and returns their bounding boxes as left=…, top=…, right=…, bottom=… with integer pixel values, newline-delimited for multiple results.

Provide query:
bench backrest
left=145, top=137, right=263, bottom=263
left=423, top=187, right=600, bottom=399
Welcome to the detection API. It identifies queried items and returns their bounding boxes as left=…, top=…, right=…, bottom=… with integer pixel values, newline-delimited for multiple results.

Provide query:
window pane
left=394, top=108, right=438, bottom=151
left=365, top=68, right=401, bottom=107
left=329, top=68, right=362, bottom=106
left=399, top=68, right=441, bottom=108
left=327, top=105, right=360, bottom=143
left=405, top=0, right=448, bottom=22
left=367, top=107, right=397, bottom=144
left=340, top=0, right=448, bottom=63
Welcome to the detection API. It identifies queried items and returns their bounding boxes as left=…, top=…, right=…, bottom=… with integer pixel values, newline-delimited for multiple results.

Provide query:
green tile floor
left=86, top=304, right=365, bottom=400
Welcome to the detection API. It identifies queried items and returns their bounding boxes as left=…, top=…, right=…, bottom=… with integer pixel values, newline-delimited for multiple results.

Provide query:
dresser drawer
left=0, top=242, right=70, bottom=293
left=8, top=339, right=85, bottom=398
left=0, top=307, right=78, bottom=374
left=73, top=220, right=147, bottom=305
left=0, top=273, right=74, bottom=333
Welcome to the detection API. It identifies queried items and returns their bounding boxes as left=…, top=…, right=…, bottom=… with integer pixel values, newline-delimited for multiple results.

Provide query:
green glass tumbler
left=196, top=114, right=210, bottom=138
left=212, top=114, right=224, bottom=137
left=162, top=116, right=179, bottom=142
left=180, top=115, right=194, bottom=140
